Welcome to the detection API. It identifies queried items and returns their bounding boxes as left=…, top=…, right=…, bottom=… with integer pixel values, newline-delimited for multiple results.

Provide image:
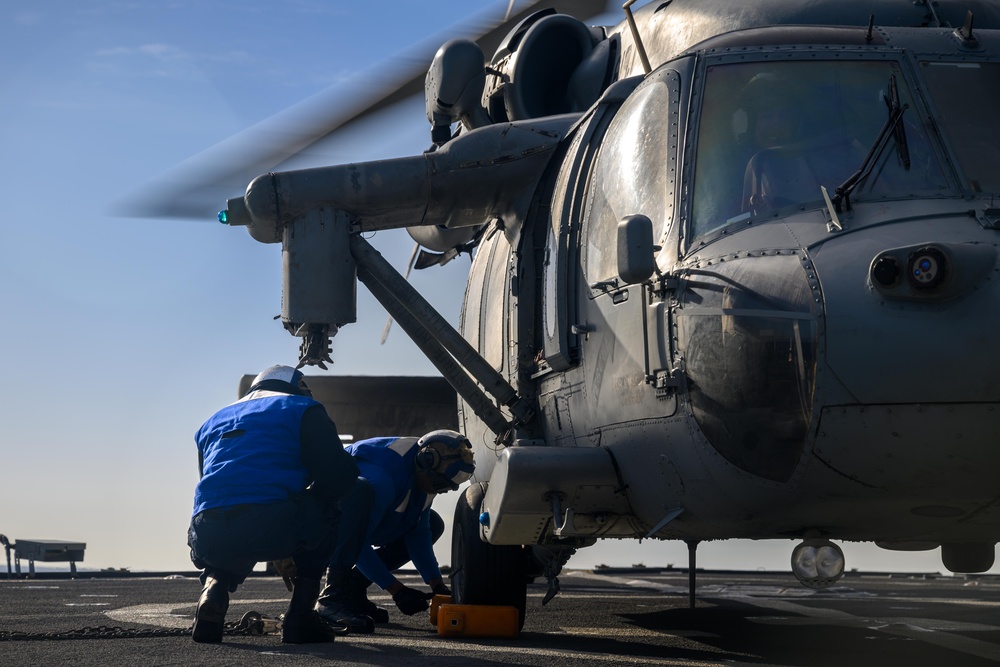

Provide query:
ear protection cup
left=415, top=445, right=441, bottom=472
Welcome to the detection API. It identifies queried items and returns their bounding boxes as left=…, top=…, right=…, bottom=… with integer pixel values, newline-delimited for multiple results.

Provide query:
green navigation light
left=218, top=210, right=228, bottom=224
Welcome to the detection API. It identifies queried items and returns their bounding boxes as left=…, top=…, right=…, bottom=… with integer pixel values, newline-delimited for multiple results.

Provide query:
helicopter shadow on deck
left=617, top=600, right=1000, bottom=667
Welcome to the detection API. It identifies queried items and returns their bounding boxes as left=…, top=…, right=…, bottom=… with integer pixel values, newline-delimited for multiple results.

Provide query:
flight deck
left=2, top=568, right=999, bottom=666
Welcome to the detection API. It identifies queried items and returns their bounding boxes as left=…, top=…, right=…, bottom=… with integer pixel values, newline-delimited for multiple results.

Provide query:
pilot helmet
left=414, top=429, right=475, bottom=492
left=733, top=71, right=804, bottom=147
left=248, top=364, right=312, bottom=397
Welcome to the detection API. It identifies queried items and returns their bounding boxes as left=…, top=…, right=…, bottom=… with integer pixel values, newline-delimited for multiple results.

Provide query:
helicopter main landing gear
left=450, top=483, right=528, bottom=628
left=791, top=539, right=845, bottom=589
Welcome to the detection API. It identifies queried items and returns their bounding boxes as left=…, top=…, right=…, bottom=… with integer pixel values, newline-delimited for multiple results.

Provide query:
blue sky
left=0, top=1, right=982, bottom=577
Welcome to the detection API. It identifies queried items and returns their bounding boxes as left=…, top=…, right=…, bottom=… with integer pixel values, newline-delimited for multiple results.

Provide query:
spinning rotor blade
left=118, top=0, right=613, bottom=221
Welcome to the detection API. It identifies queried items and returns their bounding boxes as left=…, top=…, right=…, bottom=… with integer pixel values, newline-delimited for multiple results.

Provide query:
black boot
left=316, top=568, right=376, bottom=633
left=192, top=577, right=229, bottom=643
left=282, top=576, right=342, bottom=644
left=347, top=569, right=390, bottom=624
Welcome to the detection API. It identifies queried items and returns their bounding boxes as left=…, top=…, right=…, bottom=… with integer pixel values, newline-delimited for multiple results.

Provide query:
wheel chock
left=429, top=594, right=452, bottom=626
left=435, top=603, right=520, bottom=638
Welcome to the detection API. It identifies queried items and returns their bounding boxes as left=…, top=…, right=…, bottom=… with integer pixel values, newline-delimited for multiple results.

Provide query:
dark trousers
left=371, top=510, right=445, bottom=574
left=188, top=491, right=339, bottom=590
left=328, top=478, right=445, bottom=577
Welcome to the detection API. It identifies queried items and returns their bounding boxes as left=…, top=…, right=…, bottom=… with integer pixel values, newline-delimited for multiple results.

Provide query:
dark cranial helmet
left=248, top=364, right=312, bottom=397
left=414, top=429, right=475, bottom=492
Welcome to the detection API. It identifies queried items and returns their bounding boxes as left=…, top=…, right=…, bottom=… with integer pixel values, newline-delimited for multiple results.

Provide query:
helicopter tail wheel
left=451, top=483, right=528, bottom=628
left=791, top=539, right=845, bottom=589
left=941, top=542, right=996, bottom=573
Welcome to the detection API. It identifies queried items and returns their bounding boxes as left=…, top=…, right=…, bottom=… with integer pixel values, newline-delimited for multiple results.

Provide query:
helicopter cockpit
left=920, top=60, right=1000, bottom=196
left=691, top=58, right=951, bottom=238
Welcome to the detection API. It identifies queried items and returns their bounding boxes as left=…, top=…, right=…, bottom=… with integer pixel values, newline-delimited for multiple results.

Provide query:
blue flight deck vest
left=192, top=391, right=320, bottom=516
left=348, top=436, right=442, bottom=587
left=347, top=437, right=429, bottom=545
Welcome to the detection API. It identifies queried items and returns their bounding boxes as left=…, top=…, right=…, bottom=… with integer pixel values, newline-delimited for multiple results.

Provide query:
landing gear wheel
left=942, top=542, right=996, bottom=573
left=791, top=539, right=845, bottom=589
left=451, top=483, right=527, bottom=628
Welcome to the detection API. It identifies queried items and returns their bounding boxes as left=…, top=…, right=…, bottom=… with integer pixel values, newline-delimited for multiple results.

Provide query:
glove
left=431, top=582, right=452, bottom=597
left=392, top=585, right=432, bottom=615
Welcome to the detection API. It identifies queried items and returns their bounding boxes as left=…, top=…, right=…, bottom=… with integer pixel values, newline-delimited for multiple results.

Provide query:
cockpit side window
left=690, top=60, right=949, bottom=239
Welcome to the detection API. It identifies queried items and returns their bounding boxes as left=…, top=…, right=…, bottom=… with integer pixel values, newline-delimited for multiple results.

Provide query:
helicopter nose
left=816, top=240, right=1000, bottom=405
left=867, top=242, right=994, bottom=300
left=808, top=234, right=1000, bottom=494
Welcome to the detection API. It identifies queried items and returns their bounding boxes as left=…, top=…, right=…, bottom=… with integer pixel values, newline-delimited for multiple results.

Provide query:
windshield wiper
left=831, top=74, right=910, bottom=213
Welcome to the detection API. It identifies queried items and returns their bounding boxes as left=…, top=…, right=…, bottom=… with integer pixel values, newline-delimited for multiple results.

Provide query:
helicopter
left=138, top=0, right=1000, bottom=624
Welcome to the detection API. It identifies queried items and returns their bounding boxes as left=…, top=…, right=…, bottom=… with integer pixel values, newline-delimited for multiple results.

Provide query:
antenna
left=623, top=0, right=652, bottom=74
left=957, top=10, right=978, bottom=45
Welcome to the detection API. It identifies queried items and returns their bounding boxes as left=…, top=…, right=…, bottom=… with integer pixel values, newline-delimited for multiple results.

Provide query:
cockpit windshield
left=921, top=61, right=1000, bottom=196
left=691, top=60, right=949, bottom=239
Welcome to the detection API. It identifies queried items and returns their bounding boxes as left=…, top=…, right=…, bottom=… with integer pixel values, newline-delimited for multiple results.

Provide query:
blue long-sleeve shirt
left=347, top=437, right=441, bottom=589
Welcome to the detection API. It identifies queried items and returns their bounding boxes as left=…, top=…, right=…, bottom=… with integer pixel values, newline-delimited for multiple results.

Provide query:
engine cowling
left=484, top=11, right=615, bottom=122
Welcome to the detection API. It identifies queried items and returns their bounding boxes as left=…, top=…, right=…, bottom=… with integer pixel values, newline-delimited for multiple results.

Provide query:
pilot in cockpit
left=736, top=67, right=937, bottom=217
left=738, top=73, right=803, bottom=150
left=737, top=72, right=835, bottom=215
left=690, top=62, right=943, bottom=238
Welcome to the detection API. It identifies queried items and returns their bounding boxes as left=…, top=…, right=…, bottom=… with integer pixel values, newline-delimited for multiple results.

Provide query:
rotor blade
left=118, top=0, right=613, bottom=221
left=380, top=241, right=422, bottom=345
left=414, top=247, right=460, bottom=270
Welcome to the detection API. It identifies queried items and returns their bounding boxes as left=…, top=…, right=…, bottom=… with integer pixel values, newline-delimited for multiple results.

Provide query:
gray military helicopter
left=138, top=0, right=1000, bottom=624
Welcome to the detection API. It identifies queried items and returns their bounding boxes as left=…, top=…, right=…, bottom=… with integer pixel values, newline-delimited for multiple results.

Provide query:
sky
left=0, top=0, right=988, bottom=579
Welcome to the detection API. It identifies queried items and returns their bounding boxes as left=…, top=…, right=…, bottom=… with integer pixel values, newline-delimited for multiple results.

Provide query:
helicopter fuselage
left=465, top=18, right=1000, bottom=566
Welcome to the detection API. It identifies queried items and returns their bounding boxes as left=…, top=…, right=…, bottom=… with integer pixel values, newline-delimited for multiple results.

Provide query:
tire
left=451, top=483, right=528, bottom=628
left=941, top=542, right=996, bottom=573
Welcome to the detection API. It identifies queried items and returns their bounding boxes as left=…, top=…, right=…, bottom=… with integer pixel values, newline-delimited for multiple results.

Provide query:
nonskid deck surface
left=2, top=569, right=1000, bottom=666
